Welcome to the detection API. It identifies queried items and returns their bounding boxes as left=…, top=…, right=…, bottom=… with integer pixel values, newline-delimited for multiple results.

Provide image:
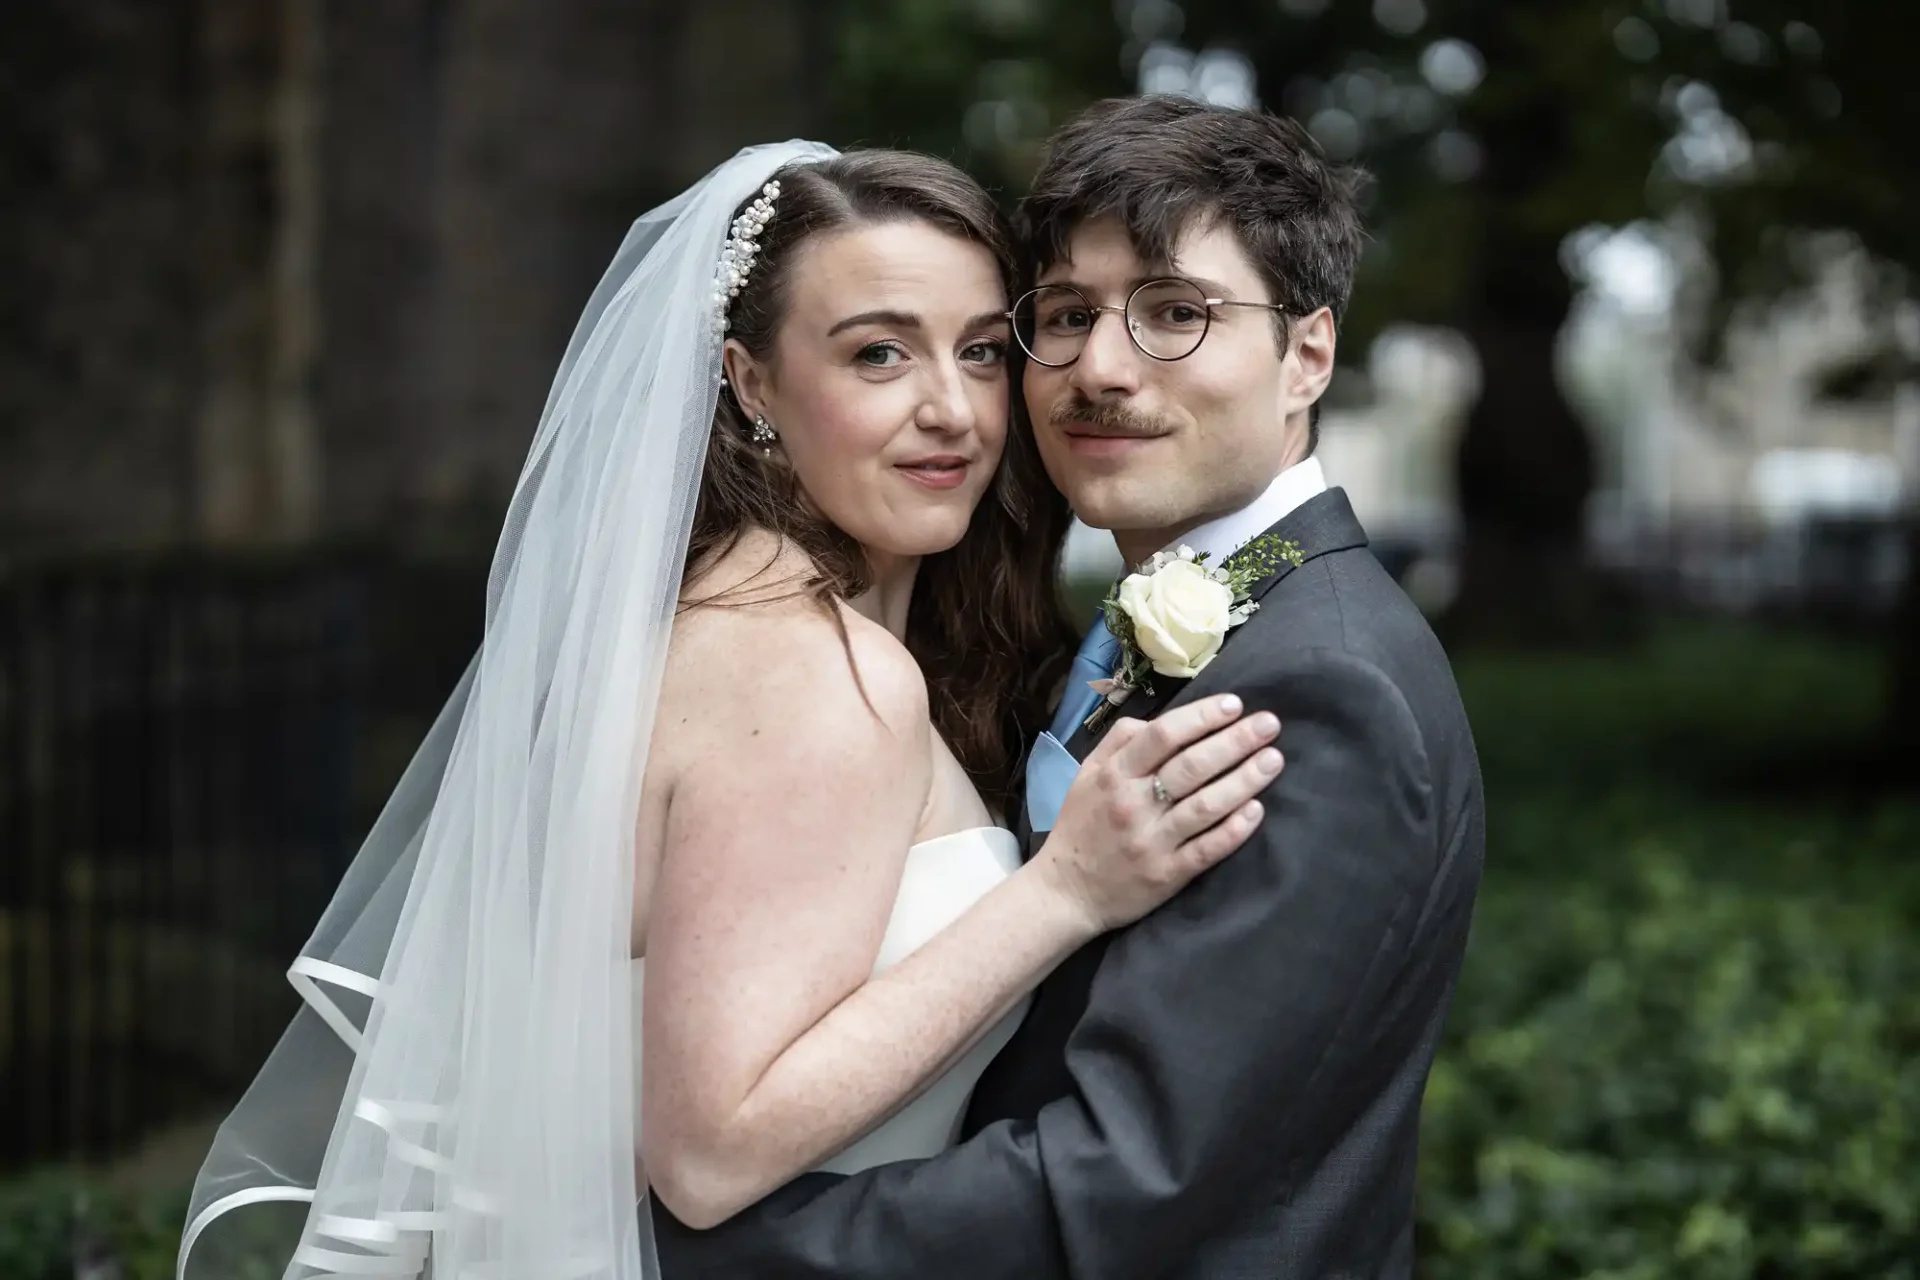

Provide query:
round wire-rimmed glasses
left=1008, top=277, right=1290, bottom=367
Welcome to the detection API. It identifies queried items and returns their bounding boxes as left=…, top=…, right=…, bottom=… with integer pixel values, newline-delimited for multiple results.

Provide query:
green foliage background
left=1420, top=626, right=1920, bottom=1277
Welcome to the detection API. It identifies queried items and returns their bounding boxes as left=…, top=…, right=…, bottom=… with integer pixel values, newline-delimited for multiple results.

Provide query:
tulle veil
left=177, top=140, right=840, bottom=1280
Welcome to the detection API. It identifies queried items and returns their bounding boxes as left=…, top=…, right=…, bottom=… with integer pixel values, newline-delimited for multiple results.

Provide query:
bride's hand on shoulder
left=1036, top=696, right=1282, bottom=935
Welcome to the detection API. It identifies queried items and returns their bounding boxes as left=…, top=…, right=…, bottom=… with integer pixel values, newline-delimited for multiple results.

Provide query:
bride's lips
left=896, top=455, right=972, bottom=490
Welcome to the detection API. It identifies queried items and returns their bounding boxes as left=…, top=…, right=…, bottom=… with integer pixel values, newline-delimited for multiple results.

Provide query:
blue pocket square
left=1024, top=729, right=1081, bottom=834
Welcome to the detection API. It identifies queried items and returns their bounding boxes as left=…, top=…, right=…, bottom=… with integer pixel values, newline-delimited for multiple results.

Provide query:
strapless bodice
left=813, top=825, right=1026, bottom=1174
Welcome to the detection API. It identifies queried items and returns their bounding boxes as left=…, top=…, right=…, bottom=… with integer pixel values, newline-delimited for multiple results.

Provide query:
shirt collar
left=1160, top=457, right=1329, bottom=565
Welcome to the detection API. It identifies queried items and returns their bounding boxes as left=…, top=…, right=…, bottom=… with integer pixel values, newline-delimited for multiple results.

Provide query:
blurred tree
left=0, top=0, right=202, bottom=545
left=1212, top=2, right=1663, bottom=644
left=824, top=0, right=1127, bottom=192
left=1672, top=0, right=1920, bottom=765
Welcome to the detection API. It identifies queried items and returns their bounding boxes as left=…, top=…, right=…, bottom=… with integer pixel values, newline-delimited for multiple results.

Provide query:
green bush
left=1419, top=624, right=1920, bottom=1278
left=1419, top=851, right=1920, bottom=1279
left=0, top=1172, right=184, bottom=1280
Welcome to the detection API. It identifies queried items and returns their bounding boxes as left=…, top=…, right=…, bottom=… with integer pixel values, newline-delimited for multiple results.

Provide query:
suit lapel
left=1059, top=488, right=1370, bottom=764
left=1236, top=486, right=1370, bottom=606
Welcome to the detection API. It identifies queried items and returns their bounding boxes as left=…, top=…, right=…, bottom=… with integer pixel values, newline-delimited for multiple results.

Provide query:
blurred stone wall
left=1, top=2, right=201, bottom=547
left=1, top=0, right=826, bottom=552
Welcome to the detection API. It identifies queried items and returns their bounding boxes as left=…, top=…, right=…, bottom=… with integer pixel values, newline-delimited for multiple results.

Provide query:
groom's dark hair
left=1019, top=96, right=1369, bottom=446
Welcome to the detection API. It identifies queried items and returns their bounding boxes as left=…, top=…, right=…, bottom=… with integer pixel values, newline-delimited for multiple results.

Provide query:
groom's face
left=1024, top=216, right=1325, bottom=561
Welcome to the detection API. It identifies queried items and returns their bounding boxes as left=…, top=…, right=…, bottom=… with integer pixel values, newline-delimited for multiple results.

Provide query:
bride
left=178, top=141, right=1283, bottom=1280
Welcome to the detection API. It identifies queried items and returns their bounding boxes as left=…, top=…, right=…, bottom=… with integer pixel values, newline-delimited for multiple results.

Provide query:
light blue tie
left=1025, top=614, right=1121, bottom=834
left=1050, top=613, right=1121, bottom=742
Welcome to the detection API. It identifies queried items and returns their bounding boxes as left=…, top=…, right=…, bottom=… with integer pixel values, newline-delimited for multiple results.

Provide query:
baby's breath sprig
left=1220, top=535, right=1306, bottom=593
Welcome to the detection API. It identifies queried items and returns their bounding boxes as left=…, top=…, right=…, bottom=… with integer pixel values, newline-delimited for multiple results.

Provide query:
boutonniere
left=1085, top=534, right=1305, bottom=730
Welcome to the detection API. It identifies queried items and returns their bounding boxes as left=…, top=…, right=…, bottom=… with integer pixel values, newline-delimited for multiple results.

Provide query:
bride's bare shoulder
left=678, top=528, right=815, bottom=610
left=661, top=532, right=927, bottom=749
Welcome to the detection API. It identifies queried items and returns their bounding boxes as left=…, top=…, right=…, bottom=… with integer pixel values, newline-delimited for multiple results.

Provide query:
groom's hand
left=1035, top=694, right=1282, bottom=933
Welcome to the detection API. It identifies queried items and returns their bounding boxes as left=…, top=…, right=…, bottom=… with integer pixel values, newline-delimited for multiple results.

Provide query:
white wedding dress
left=635, top=825, right=1028, bottom=1176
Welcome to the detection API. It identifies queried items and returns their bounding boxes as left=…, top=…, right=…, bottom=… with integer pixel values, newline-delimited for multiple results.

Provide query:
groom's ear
left=722, top=339, right=773, bottom=420
left=1285, top=308, right=1337, bottom=414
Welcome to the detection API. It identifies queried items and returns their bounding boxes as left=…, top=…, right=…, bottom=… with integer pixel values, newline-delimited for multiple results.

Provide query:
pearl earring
left=750, top=415, right=778, bottom=450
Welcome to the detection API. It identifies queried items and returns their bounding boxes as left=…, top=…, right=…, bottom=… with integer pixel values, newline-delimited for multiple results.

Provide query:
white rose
left=1115, top=559, right=1234, bottom=679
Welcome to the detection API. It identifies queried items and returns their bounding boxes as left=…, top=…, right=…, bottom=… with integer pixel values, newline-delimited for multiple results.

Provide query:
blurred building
left=1296, top=230, right=1916, bottom=617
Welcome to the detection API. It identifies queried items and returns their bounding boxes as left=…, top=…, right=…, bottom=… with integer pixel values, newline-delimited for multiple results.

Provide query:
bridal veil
left=178, top=140, right=840, bottom=1280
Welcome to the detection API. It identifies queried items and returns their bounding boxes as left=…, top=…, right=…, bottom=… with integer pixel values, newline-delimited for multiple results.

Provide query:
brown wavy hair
left=683, top=150, right=1076, bottom=814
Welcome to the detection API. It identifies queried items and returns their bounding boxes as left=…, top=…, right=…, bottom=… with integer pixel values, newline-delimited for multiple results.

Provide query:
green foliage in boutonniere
left=1083, top=533, right=1306, bottom=730
left=1226, top=533, right=1307, bottom=582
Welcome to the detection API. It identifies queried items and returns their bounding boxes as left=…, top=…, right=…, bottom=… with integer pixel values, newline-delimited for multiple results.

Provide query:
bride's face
left=727, top=221, right=1013, bottom=561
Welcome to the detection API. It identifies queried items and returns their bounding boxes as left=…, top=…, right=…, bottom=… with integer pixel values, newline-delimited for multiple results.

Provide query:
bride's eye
left=961, top=339, right=1007, bottom=367
left=856, top=342, right=906, bottom=368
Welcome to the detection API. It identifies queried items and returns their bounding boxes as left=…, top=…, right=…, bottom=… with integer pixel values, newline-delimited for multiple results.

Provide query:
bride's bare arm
left=640, top=603, right=1280, bottom=1230
left=641, top=605, right=1033, bottom=1227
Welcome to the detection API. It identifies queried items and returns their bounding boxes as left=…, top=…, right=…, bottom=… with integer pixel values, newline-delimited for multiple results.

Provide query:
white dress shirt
left=1164, top=456, right=1329, bottom=564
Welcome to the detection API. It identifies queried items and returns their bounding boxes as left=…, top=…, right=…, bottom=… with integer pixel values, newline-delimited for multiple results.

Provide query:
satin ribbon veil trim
left=177, top=959, right=582, bottom=1280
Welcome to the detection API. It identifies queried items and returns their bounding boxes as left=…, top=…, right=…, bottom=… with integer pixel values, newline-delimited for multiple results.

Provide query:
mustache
left=1047, top=396, right=1173, bottom=436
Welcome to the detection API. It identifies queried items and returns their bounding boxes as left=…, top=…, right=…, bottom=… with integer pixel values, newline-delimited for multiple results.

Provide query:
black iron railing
left=0, top=556, right=376, bottom=1169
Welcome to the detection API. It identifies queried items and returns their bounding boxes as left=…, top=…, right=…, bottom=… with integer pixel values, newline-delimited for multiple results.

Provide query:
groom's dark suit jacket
left=652, top=489, right=1485, bottom=1278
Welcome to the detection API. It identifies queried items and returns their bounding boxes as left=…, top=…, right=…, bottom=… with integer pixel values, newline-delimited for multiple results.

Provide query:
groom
left=654, top=96, right=1484, bottom=1278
